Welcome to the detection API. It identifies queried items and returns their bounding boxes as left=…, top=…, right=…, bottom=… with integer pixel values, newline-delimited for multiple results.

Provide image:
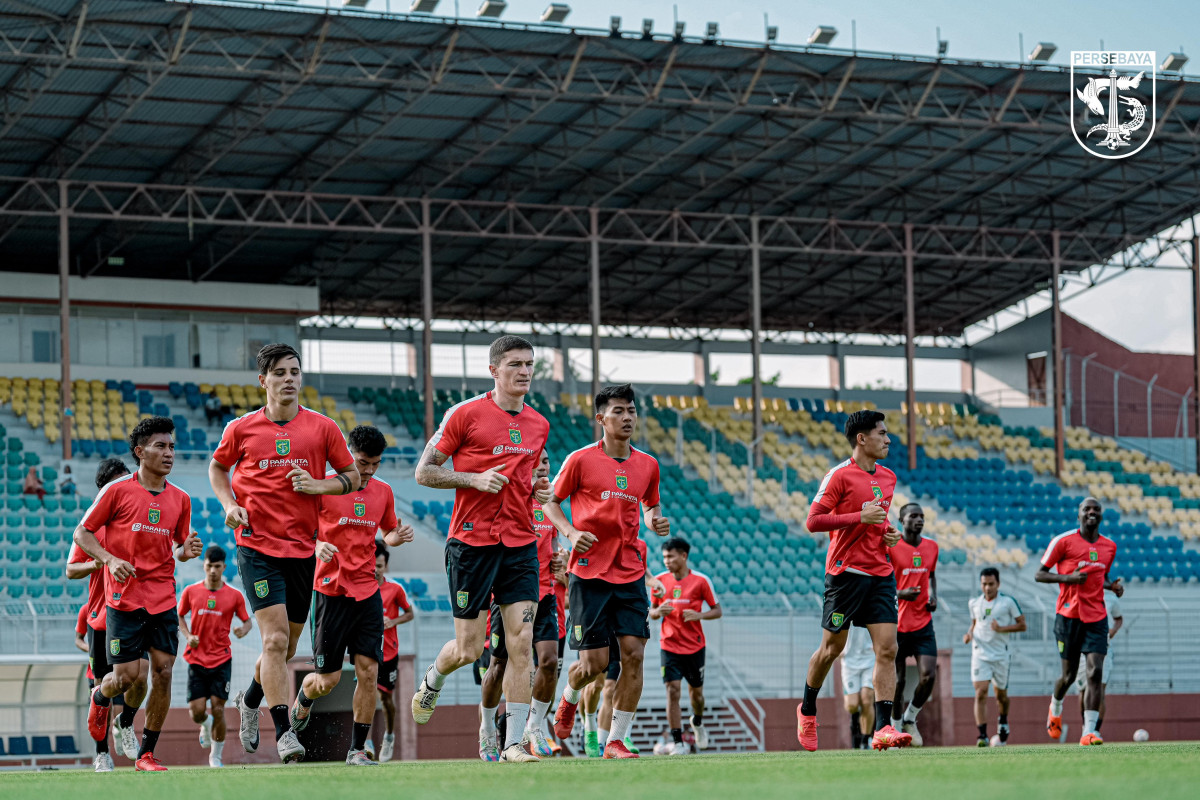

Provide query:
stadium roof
left=1, top=0, right=1199, bottom=336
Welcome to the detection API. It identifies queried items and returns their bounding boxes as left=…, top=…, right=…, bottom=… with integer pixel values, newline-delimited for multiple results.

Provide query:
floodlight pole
left=750, top=215, right=764, bottom=468
left=1193, top=235, right=1200, bottom=474
left=904, top=223, right=916, bottom=472
left=421, top=197, right=435, bottom=441
left=1052, top=230, right=1065, bottom=479
left=58, top=180, right=72, bottom=461
left=590, top=207, right=601, bottom=440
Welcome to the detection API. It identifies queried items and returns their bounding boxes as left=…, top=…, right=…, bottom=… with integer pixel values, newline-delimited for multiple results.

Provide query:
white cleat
left=691, top=722, right=709, bottom=751
left=364, top=739, right=376, bottom=761
left=346, top=748, right=379, bottom=766
left=669, top=741, right=690, bottom=756
left=901, top=721, right=923, bottom=748
left=276, top=729, right=305, bottom=764
left=379, top=733, right=395, bottom=763
left=209, top=754, right=224, bottom=767
left=499, top=743, right=540, bottom=762
left=234, top=691, right=261, bottom=754
left=479, top=725, right=501, bottom=762
left=112, top=714, right=138, bottom=759
left=199, top=716, right=212, bottom=749
left=93, top=752, right=114, bottom=772
left=523, top=727, right=554, bottom=758
left=411, top=674, right=441, bottom=725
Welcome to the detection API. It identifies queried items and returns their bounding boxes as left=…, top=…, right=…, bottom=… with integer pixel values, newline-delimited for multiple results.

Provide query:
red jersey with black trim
left=178, top=581, right=249, bottom=669
left=430, top=393, right=549, bottom=548
left=552, top=441, right=661, bottom=584
left=315, top=475, right=398, bottom=601
left=80, top=474, right=191, bottom=615
left=533, top=499, right=557, bottom=598
left=212, top=406, right=354, bottom=559
left=810, top=459, right=897, bottom=577
left=1041, top=529, right=1117, bottom=623
left=652, top=569, right=719, bottom=655
left=380, top=580, right=412, bottom=662
left=891, top=537, right=939, bottom=632
left=68, top=530, right=108, bottom=630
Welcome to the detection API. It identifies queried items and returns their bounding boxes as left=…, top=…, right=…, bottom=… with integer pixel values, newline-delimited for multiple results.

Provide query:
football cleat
left=478, top=729, right=501, bottom=762
left=691, top=722, right=709, bottom=751
left=584, top=730, right=601, bottom=758
left=623, top=736, right=640, bottom=755
left=276, top=729, right=305, bottom=763
left=1080, top=732, right=1104, bottom=746
left=289, top=696, right=311, bottom=733
left=523, top=727, right=554, bottom=758
left=199, top=716, right=212, bottom=749
left=234, top=691, right=261, bottom=754
left=1047, top=712, right=1063, bottom=741
left=411, top=676, right=441, bottom=725
left=871, top=725, right=913, bottom=750
left=209, top=754, right=225, bottom=768
left=977, top=737, right=989, bottom=748
left=135, top=752, right=168, bottom=771
left=553, top=696, right=579, bottom=740
left=87, top=693, right=111, bottom=743
left=901, top=720, right=923, bottom=747
left=499, top=743, right=540, bottom=762
left=364, top=739, right=376, bottom=761
left=602, top=739, right=638, bottom=759
left=379, top=733, right=395, bottom=763
left=113, top=714, right=138, bottom=759
left=669, top=742, right=690, bottom=756
left=346, top=748, right=380, bottom=766
left=93, top=752, right=114, bottom=772
left=796, top=707, right=819, bottom=752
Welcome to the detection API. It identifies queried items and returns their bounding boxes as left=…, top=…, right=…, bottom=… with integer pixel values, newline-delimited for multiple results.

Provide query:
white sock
left=481, top=704, right=499, bottom=735
left=425, top=664, right=449, bottom=690
left=1050, top=695, right=1063, bottom=715
left=199, top=714, right=210, bottom=727
left=903, top=703, right=922, bottom=723
left=1083, top=710, right=1099, bottom=735
left=527, top=699, right=550, bottom=730
left=211, top=740, right=224, bottom=759
left=504, top=703, right=530, bottom=749
left=563, top=685, right=581, bottom=704
left=384, top=732, right=394, bottom=741
left=891, top=717, right=903, bottom=729
left=598, top=728, right=610, bottom=746
left=610, top=709, right=634, bottom=742
left=583, top=711, right=597, bottom=732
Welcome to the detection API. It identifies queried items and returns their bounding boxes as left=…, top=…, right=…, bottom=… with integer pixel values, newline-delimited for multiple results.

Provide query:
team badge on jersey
left=831, top=613, right=845, bottom=628
left=207, top=598, right=217, bottom=610
left=913, top=554, right=922, bottom=567
left=672, top=587, right=682, bottom=599
left=254, top=580, right=269, bottom=598
left=984, top=608, right=992, bottom=616
left=615, top=475, right=628, bottom=490
left=1089, top=550, right=1099, bottom=562
left=354, top=502, right=366, bottom=517
left=533, top=509, right=545, bottom=522
left=509, top=429, right=522, bottom=444
left=275, top=438, right=291, bottom=456
left=110, top=639, right=120, bottom=656
left=871, top=486, right=883, bottom=500
left=148, top=508, right=161, bottom=524
left=456, top=591, right=469, bottom=609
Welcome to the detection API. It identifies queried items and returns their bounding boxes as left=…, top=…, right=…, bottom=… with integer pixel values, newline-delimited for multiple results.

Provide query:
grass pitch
left=2, top=743, right=1196, bottom=800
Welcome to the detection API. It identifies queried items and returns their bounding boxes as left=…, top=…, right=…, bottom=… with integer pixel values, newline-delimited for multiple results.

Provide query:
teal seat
left=43, top=498, right=59, bottom=512
left=23, top=530, right=43, bottom=545
left=23, top=497, right=41, bottom=512
left=60, top=497, right=77, bottom=513
left=23, top=515, right=40, bottom=529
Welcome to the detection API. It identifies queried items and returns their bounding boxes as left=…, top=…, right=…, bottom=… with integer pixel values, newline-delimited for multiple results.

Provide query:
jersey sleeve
left=325, top=418, right=354, bottom=472
left=178, top=586, right=192, bottom=617
left=929, top=542, right=940, bottom=572
left=1041, top=536, right=1066, bottom=570
left=396, top=583, right=411, bottom=612
left=173, top=494, right=192, bottom=546
left=650, top=573, right=667, bottom=607
left=810, top=467, right=843, bottom=513
left=1007, top=595, right=1023, bottom=618
left=211, top=418, right=241, bottom=469
left=429, top=404, right=466, bottom=457
left=67, top=541, right=91, bottom=565
left=967, top=597, right=978, bottom=623
left=550, top=450, right=582, bottom=502
left=1107, top=595, right=1122, bottom=619
left=75, top=604, right=87, bottom=635
left=380, top=484, right=398, bottom=532
left=642, top=459, right=661, bottom=508
left=702, top=575, right=719, bottom=608
left=235, top=591, right=250, bottom=621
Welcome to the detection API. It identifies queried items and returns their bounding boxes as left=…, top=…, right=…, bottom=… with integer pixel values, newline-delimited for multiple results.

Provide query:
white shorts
left=970, top=653, right=1011, bottom=691
left=1075, top=653, right=1112, bottom=692
left=842, top=664, right=874, bottom=696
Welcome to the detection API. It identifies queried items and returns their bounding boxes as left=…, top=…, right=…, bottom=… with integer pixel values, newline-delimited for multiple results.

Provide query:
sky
left=280, top=0, right=1200, bottom=355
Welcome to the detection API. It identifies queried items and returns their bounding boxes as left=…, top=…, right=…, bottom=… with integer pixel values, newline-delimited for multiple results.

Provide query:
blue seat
left=95, top=440, right=112, bottom=458
left=206, top=498, right=223, bottom=515
left=8, top=736, right=30, bottom=757
left=30, top=735, right=53, bottom=755
left=412, top=500, right=428, bottom=520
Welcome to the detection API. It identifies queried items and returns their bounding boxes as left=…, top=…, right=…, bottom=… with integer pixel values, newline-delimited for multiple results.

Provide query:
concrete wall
left=970, top=312, right=1052, bottom=408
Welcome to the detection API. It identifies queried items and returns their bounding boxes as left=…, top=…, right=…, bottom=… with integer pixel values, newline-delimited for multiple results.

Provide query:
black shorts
left=896, top=622, right=938, bottom=660
left=662, top=648, right=706, bottom=686
left=87, top=626, right=115, bottom=684
left=238, top=545, right=315, bottom=624
left=445, top=540, right=539, bottom=619
left=1055, top=614, right=1108, bottom=661
left=378, top=656, right=399, bottom=694
left=488, top=593, right=560, bottom=660
left=567, top=576, right=650, bottom=650
left=472, top=647, right=491, bottom=685
left=106, top=607, right=179, bottom=664
left=821, top=572, right=898, bottom=632
left=187, top=660, right=233, bottom=702
left=311, top=590, right=384, bottom=673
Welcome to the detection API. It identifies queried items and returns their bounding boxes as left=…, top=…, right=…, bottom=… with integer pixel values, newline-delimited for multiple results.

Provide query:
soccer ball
left=1133, top=729, right=1150, bottom=742
left=989, top=735, right=1002, bottom=747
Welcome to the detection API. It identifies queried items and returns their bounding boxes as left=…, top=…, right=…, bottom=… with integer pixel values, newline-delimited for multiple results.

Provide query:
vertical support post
left=421, top=198, right=434, bottom=441
left=1080, top=354, right=1096, bottom=429
left=750, top=215, right=764, bottom=468
left=1193, top=236, right=1200, bottom=474
left=904, top=223, right=917, bottom=472
left=1113, top=371, right=1120, bottom=439
left=590, top=207, right=601, bottom=440
left=1147, top=375, right=1158, bottom=460
left=58, top=181, right=72, bottom=461
left=1052, top=230, right=1065, bottom=479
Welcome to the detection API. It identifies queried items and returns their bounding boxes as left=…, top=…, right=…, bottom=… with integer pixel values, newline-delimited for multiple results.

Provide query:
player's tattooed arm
left=414, top=443, right=500, bottom=491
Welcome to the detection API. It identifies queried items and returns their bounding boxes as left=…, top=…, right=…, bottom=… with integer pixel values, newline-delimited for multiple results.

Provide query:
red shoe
left=87, top=692, right=111, bottom=742
left=1080, top=732, right=1104, bottom=746
left=872, top=725, right=913, bottom=750
left=553, top=696, right=578, bottom=740
left=602, top=739, right=639, bottom=759
left=135, top=752, right=168, bottom=771
left=796, top=706, right=818, bottom=752
left=1047, top=712, right=1063, bottom=740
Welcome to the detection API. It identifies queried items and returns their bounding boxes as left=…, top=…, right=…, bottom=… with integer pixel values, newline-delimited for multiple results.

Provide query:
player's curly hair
left=595, top=383, right=635, bottom=414
left=348, top=424, right=387, bottom=458
left=844, top=409, right=886, bottom=445
left=94, top=457, right=129, bottom=489
left=488, top=335, right=534, bottom=366
left=128, top=415, right=175, bottom=462
left=256, top=342, right=301, bottom=375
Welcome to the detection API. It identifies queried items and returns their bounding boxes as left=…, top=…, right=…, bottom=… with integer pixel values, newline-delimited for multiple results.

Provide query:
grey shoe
left=93, top=752, right=114, bottom=772
left=499, top=743, right=540, bottom=762
left=277, top=729, right=305, bottom=764
left=112, top=714, right=138, bottom=759
left=346, top=748, right=379, bottom=766
left=411, top=675, right=441, bottom=725
left=234, top=691, right=261, bottom=754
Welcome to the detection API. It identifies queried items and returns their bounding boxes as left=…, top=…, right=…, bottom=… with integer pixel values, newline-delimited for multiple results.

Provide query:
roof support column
left=58, top=181, right=72, bottom=461
left=1052, top=230, right=1065, bottom=479
left=904, top=223, right=917, bottom=472
left=750, top=215, right=763, bottom=468
left=1192, top=235, right=1200, bottom=474
left=421, top=197, right=434, bottom=441
left=590, top=207, right=601, bottom=440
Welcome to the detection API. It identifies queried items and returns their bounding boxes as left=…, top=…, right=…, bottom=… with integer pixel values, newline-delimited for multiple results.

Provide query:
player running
left=1076, top=593, right=1122, bottom=735
left=76, top=417, right=203, bottom=772
left=547, top=383, right=670, bottom=760
left=890, top=503, right=939, bottom=746
left=840, top=625, right=876, bottom=750
left=797, top=410, right=911, bottom=752
left=1037, top=497, right=1123, bottom=746
left=290, top=425, right=415, bottom=766
left=66, top=458, right=136, bottom=771
left=211, top=343, right=359, bottom=764
left=649, top=536, right=721, bottom=755
left=375, top=542, right=414, bottom=762
left=178, top=545, right=252, bottom=767
left=964, top=567, right=1025, bottom=746
left=411, top=335, right=550, bottom=764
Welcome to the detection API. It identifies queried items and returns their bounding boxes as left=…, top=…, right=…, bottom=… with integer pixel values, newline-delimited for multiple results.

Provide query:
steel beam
left=590, top=207, right=601, bottom=440
left=58, top=181, right=71, bottom=460
left=750, top=215, right=763, bottom=467
left=421, top=198, right=434, bottom=441
left=1052, top=230, right=1065, bottom=479
left=904, top=223, right=917, bottom=472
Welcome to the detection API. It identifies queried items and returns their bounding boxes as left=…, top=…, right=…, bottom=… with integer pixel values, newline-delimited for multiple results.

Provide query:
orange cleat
left=796, top=706, right=819, bottom=752
left=872, top=724, right=913, bottom=750
left=135, top=752, right=168, bottom=771
left=87, top=692, right=111, bottom=743
left=602, top=739, right=639, bottom=759
left=1080, top=732, right=1104, bottom=746
left=1047, top=712, right=1063, bottom=741
left=553, top=696, right=578, bottom=741
left=548, top=737, right=562, bottom=755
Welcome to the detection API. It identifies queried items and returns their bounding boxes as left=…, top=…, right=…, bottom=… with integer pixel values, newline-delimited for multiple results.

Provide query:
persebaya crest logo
left=615, top=475, right=628, bottom=490
left=254, top=579, right=269, bottom=598
left=110, top=639, right=120, bottom=656
left=672, top=587, right=682, bottom=599
left=207, top=598, right=217, bottom=610
left=354, top=502, right=366, bottom=517
left=275, top=438, right=291, bottom=456
left=316, top=655, right=325, bottom=669
left=913, top=554, right=922, bottom=567
left=871, top=486, right=883, bottom=501
left=574, top=624, right=583, bottom=641
left=533, top=509, right=545, bottom=522
left=1071, top=51, right=1156, bottom=159
left=456, top=590, right=469, bottom=609
left=1089, top=550, right=1099, bottom=562
left=147, top=507, right=161, bottom=525
left=508, top=429, right=522, bottom=445
left=984, top=607, right=992, bottom=616
left=830, top=612, right=845, bottom=628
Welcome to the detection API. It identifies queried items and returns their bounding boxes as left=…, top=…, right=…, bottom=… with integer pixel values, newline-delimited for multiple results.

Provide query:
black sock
left=298, top=689, right=315, bottom=708
left=269, top=704, right=290, bottom=739
left=244, top=679, right=265, bottom=709
left=874, top=701, right=893, bottom=732
left=1095, top=719, right=1103, bottom=732
left=95, top=735, right=109, bottom=754
left=978, top=723, right=988, bottom=740
left=138, top=728, right=160, bottom=757
left=671, top=728, right=683, bottom=744
left=92, top=687, right=111, bottom=707
left=119, top=705, right=137, bottom=728
left=799, top=684, right=820, bottom=717
left=850, top=711, right=861, bottom=742
left=691, top=713, right=703, bottom=727
left=999, top=714, right=1008, bottom=726
left=352, top=722, right=371, bottom=751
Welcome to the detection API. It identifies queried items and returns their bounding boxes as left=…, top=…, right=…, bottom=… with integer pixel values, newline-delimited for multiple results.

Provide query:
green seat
left=23, top=529, right=43, bottom=545
left=23, top=497, right=40, bottom=512
left=23, top=452, right=39, bottom=467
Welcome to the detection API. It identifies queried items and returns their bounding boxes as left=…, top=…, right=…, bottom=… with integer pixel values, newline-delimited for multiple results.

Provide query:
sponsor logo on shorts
left=276, top=439, right=291, bottom=456
left=207, top=598, right=217, bottom=610
left=456, top=591, right=469, bottom=609
left=615, top=475, right=628, bottom=490
left=148, top=508, right=161, bottom=525
left=574, top=625, right=582, bottom=641
left=316, top=655, right=324, bottom=669
left=1058, top=640, right=1066, bottom=653
left=478, top=666, right=487, bottom=680
left=509, top=429, right=522, bottom=445
left=110, top=639, right=120, bottom=656
left=224, top=682, right=230, bottom=693
left=672, top=587, right=682, bottom=599
left=831, top=612, right=845, bottom=627
left=254, top=580, right=269, bottom=599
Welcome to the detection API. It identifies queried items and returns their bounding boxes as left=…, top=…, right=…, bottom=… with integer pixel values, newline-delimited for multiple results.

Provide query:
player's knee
left=875, top=641, right=898, bottom=662
left=190, top=707, right=207, bottom=723
left=975, top=685, right=988, bottom=700
left=151, top=661, right=173, bottom=682
left=665, top=682, right=681, bottom=699
left=262, top=629, right=290, bottom=655
left=995, top=690, right=1008, bottom=703
left=459, top=640, right=485, bottom=664
left=537, top=654, right=558, bottom=675
left=315, top=671, right=341, bottom=693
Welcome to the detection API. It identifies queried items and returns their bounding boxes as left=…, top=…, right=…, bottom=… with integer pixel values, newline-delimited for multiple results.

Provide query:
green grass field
left=3, top=744, right=1197, bottom=800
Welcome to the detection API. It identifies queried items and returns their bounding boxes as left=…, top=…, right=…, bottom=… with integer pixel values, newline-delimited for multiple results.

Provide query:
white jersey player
left=964, top=568, right=1025, bottom=746
left=840, top=626, right=876, bottom=749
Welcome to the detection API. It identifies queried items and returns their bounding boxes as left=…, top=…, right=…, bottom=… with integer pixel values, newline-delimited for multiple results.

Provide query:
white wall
left=970, top=312, right=1052, bottom=407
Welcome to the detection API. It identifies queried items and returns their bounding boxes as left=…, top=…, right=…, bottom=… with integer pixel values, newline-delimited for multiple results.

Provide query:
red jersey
left=553, top=441, right=661, bottom=584
left=314, top=476, right=398, bottom=601
left=178, top=581, right=249, bottom=669
left=652, top=569, right=719, bottom=655
left=809, top=459, right=897, bottom=577
left=533, top=499, right=557, bottom=598
left=554, top=580, right=567, bottom=640
left=380, top=580, right=412, bottom=662
left=891, top=537, right=939, bottom=632
left=430, top=392, right=550, bottom=548
left=1041, top=530, right=1117, bottom=623
left=75, top=603, right=88, bottom=637
left=212, top=406, right=354, bottom=559
left=68, top=531, right=108, bottom=631
left=81, top=474, right=191, bottom=615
